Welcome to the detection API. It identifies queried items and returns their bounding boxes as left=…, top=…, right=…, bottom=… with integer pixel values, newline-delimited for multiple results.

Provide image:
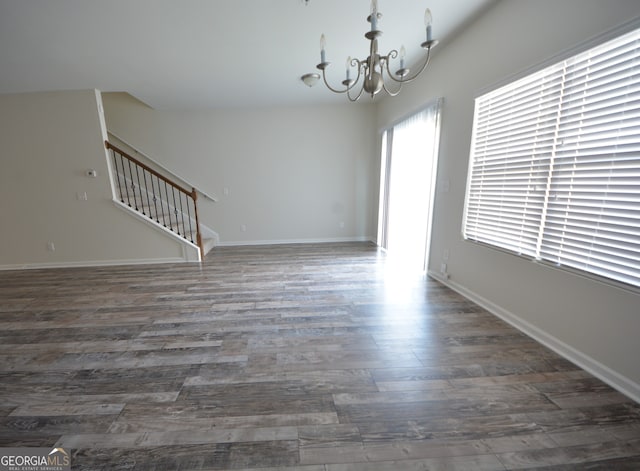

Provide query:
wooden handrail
left=107, top=131, right=218, bottom=202
left=105, top=140, right=204, bottom=259
left=105, top=141, right=193, bottom=196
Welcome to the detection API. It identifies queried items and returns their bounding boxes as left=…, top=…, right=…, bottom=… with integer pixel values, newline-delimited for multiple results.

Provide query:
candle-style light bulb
left=424, top=8, right=433, bottom=42
left=346, top=56, right=352, bottom=80
left=370, top=0, right=378, bottom=31
left=320, top=34, right=326, bottom=63
left=399, top=45, right=406, bottom=69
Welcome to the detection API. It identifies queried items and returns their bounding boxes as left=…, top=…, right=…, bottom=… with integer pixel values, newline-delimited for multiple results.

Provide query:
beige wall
left=0, top=90, right=193, bottom=268
left=103, top=93, right=377, bottom=245
left=377, top=0, right=640, bottom=400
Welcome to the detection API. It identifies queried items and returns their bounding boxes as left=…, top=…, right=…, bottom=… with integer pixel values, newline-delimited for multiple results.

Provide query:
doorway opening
left=378, top=99, right=442, bottom=274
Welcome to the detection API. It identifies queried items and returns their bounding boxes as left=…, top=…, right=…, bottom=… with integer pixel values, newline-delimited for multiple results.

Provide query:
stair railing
left=105, top=141, right=204, bottom=259
left=107, top=131, right=218, bottom=202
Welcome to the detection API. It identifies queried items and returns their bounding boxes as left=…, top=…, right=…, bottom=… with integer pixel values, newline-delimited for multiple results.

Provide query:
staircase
left=105, top=141, right=217, bottom=260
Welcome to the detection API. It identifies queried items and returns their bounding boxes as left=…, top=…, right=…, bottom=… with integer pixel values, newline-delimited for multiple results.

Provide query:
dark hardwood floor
left=1, top=242, right=639, bottom=470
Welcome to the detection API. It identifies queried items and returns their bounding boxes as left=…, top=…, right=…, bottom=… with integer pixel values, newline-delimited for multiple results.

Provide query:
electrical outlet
left=440, top=263, right=447, bottom=274
left=443, top=249, right=450, bottom=261
left=241, top=224, right=247, bottom=232
left=47, top=241, right=55, bottom=252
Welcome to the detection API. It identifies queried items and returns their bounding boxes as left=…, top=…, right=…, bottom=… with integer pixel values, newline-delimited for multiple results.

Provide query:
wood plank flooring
left=1, top=242, right=639, bottom=470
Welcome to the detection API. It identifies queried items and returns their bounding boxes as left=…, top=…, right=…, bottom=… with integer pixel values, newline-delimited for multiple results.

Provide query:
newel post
left=192, top=188, right=204, bottom=260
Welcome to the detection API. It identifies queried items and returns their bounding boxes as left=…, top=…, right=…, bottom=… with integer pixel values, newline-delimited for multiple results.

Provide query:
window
left=463, top=26, right=640, bottom=289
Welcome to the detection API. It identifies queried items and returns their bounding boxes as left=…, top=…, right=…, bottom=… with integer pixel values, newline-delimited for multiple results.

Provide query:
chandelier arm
left=347, top=59, right=365, bottom=103
left=347, top=61, right=367, bottom=101
left=347, top=91, right=360, bottom=102
left=346, top=63, right=366, bottom=102
left=382, top=78, right=402, bottom=97
left=384, top=46, right=433, bottom=84
left=378, top=58, right=402, bottom=97
left=347, top=59, right=369, bottom=102
left=347, top=81, right=366, bottom=102
left=317, top=59, right=364, bottom=94
left=319, top=67, right=351, bottom=94
left=352, top=59, right=365, bottom=88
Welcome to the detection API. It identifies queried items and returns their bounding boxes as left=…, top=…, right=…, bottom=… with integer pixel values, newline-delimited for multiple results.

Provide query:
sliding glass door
left=378, top=100, right=442, bottom=273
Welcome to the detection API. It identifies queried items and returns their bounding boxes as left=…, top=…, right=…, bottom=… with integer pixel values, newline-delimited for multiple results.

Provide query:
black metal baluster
left=159, top=179, right=167, bottom=227
left=158, top=177, right=167, bottom=227
left=142, top=169, right=153, bottom=219
left=186, top=196, right=195, bottom=243
left=106, top=143, right=205, bottom=251
left=127, top=159, right=138, bottom=210
left=135, top=164, right=144, bottom=215
left=112, top=150, right=124, bottom=203
left=121, top=153, right=132, bottom=207
left=178, top=192, right=187, bottom=239
left=172, top=186, right=180, bottom=235
left=164, top=181, right=173, bottom=231
left=150, top=175, right=160, bottom=223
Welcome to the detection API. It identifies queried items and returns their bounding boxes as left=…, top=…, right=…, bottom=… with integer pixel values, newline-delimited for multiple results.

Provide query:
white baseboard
left=0, top=257, right=192, bottom=271
left=216, top=236, right=375, bottom=247
left=0, top=238, right=376, bottom=270
left=428, top=270, right=640, bottom=404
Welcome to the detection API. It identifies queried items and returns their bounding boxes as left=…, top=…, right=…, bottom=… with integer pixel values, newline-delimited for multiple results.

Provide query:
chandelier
left=301, top=1, right=438, bottom=101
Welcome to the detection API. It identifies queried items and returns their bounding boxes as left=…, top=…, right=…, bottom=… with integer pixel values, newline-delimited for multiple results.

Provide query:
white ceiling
left=0, top=0, right=495, bottom=109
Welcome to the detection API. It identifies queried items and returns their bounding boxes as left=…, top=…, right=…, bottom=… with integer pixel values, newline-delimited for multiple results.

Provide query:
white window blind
left=463, top=27, right=640, bottom=289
